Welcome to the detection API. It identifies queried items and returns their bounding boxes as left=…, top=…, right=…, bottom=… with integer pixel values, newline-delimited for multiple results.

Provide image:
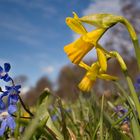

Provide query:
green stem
left=100, top=95, right=104, bottom=140
left=132, top=39, right=140, bottom=70
left=92, top=121, right=100, bottom=140
left=18, top=95, right=34, bottom=117
left=14, top=104, right=20, bottom=139
left=121, top=19, right=140, bottom=70
left=125, top=75, right=140, bottom=120
left=114, top=82, right=139, bottom=123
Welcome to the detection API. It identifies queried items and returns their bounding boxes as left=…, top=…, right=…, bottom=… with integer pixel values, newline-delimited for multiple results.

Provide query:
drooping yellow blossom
left=78, top=61, right=118, bottom=92
left=64, top=27, right=106, bottom=64
left=72, top=12, right=140, bottom=70
left=64, top=13, right=107, bottom=67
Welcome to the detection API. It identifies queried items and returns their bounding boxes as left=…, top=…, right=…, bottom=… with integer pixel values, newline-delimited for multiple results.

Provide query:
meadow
left=0, top=5, right=140, bottom=140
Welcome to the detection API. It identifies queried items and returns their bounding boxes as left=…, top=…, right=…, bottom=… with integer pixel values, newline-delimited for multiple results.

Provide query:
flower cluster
left=114, top=105, right=130, bottom=134
left=64, top=12, right=127, bottom=92
left=0, top=63, right=21, bottom=136
left=114, top=105, right=129, bottom=123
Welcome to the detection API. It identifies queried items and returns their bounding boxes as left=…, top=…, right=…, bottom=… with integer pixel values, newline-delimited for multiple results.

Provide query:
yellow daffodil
left=64, top=13, right=107, bottom=72
left=64, top=26, right=106, bottom=64
left=78, top=61, right=118, bottom=92
left=72, top=12, right=140, bottom=70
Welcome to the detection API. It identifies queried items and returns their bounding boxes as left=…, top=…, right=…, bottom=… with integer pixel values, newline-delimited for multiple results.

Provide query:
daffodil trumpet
left=78, top=61, right=118, bottom=92
left=64, top=28, right=106, bottom=64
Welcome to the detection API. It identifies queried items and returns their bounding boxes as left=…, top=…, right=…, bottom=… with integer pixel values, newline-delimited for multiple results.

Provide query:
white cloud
left=42, top=66, right=54, bottom=74
left=21, top=86, right=30, bottom=94
left=83, top=0, right=121, bottom=15
left=0, top=1, right=61, bottom=47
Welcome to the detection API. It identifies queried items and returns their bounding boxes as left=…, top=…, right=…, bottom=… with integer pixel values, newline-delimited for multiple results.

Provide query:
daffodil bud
left=82, top=28, right=106, bottom=44
left=65, top=17, right=87, bottom=35
left=79, top=61, right=90, bottom=71
left=79, top=13, right=123, bottom=28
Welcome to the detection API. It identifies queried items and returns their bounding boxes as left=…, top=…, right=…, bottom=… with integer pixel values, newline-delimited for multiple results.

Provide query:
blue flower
left=3, top=85, right=21, bottom=105
left=0, top=63, right=21, bottom=136
left=51, top=115, right=58, bottom=121
left=114, top=105, right=129, bottom=123
left=0, top=93, right=17, bottom=115
left=0, top=98, right=5, bottom=110
left=0, top=63, right=11, bottom=82
left=0, top=111, right=16, bottom=136
left=0, top=99, right=16, bottom=136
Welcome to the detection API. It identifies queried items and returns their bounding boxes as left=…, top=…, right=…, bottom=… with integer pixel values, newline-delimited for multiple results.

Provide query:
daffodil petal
left=72, top=12, right=79, bottom=19
left=86, top=63, right=99, bottom=80
left=78, top=75, right=95, bottom=92
left=64, top=37, right=94, bottom=64
left=96, top=48, right=107, bottom=72
left=97, top=74, right=118, bottom=81
left=90, top=62, right=99, bottom=72
left=82, top=28, right=106, bottom=44
left=79, top=61, right=91, bottom=71
left=66, top=17, right=87, bottom=35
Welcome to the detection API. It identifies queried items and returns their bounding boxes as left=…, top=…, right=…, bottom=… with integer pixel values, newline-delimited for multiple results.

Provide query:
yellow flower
left=64, top=28, right=106, bottom=64
left=96, top=45, right=107, bottom=72
left=65, top=17, right=87, bottom=35
left=64, top=14, right=107, bottom=67
left=78, top=75, right=95, bottom=92
left=78, top=61, right=118, bottom=92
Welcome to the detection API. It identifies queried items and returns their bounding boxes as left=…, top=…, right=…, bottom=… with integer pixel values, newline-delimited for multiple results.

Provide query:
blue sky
left=0, top=0, right=123, bottom=86
left=0, top=0, right=93, bottom=85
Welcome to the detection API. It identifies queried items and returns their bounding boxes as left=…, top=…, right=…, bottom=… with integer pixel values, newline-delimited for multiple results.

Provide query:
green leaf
left=22, top=94, right=63, bottom=140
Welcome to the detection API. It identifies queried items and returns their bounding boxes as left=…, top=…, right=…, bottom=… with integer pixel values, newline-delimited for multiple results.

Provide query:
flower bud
left=79, top=13, right=123, bottom=28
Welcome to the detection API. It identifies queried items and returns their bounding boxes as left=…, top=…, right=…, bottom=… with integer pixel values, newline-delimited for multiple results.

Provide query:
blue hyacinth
left=0, top=98, right=16, bottom=136
left=114, top=105, right=129, bottom=123
left=0, top=63, right=21, bottom=136
left=0, top=63, right=11, bottom=82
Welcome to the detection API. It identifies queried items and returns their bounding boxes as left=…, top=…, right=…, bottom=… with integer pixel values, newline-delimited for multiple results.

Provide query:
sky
left=0, top=0, right=124, bottom=87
